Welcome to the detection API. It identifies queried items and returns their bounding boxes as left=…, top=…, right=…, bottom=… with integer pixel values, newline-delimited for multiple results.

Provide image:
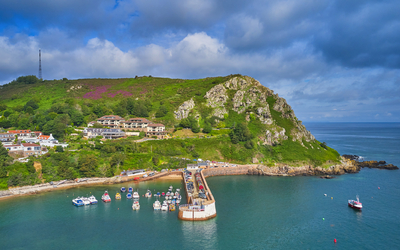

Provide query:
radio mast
left=39, top=49, right=42, bottom=80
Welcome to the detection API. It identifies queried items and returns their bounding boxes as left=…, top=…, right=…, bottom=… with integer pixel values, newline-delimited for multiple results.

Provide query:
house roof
left=123, top=118, right=152, bottom=123
left=7, top=130, right=31, bottom=134
left=38, top=135, right=50, bottom=140
left=97, top=115, right=124, bottom=121
left=22, top=143, right=40, bottom=147
left=148, top=123, right=165, bottom=127
left=5, top=144, right=21, bottom=147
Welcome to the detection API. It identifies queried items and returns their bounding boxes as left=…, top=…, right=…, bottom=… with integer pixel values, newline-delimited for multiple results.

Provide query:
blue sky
left=0, top=0, right=399, bottom=122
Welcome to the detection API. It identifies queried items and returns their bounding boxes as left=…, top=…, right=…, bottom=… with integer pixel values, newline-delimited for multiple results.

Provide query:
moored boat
left=133, top=191, right=140, bottom=199
left=153, top=200, right=161, bottom=210
left=72, top=197, right=84, bottom=207
left=128, top=187, right=133, bottom=193
left=81, top=197, right=91, bottom=205
left=127, top=193, right=132, bottom=199
left=132, top=200, right=140, bottom=210
left=102, top=191, right=111, bottom=202
left=89, top=195, right=98, bottom=204
left=169, top=203, right=175, bottom=211
left=161, top=192, right=165, bottom=197
left=120, top=187, right=126, bottom=193
left=115, top=193, right=121, bottom=200
left=348, top=195, right=362, bottom=209
left=145, top=190, right=152, bottom=198
left=161, top=201, right=168, bottom=211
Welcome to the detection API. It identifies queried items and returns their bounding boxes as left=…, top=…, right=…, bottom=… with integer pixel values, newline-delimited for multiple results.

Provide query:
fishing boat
left=153, top=200, right=161, bottom=210
left=120, top=187, right=126, bottom=193
left=89, top=195, right=98, bottom=204
left=82, top=197, right=91, bottom=205
left=115, top=193, right=121, bottom=200
left=132, top=200, right=140, bottom=210
left=128, top=187, right=133, bottom=193
left=161, top=201, right=168, bottom=211
left=127, top=193, right=132, bottom=199
left=348, top=195, right=362, bottom=209
left=145, top=190, right=152, bottom=198
left=169, top=203, right=175, bottom=211
left=133, top=191, right=140, bottom=199
left=72, top=197, right=84, bottom=207
left=102, top=191, right=111, bottom=202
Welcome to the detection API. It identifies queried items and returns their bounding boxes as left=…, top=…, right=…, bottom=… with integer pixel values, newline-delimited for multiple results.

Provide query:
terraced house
left=119, top=118, right=152, bottom=131
left=4, top=143, right=42, bottom=157
left=146, top=124, right=166, bottom=139
left=0, top=133, right=14, bottom=142
left=96, top=115, right=125, bottom=129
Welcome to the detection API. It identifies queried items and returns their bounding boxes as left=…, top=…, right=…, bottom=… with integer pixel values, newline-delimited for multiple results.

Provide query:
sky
left=0, top=0, right=399, bottom=122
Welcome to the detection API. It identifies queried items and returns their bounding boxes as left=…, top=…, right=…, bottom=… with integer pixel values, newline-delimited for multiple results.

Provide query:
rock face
left=247, top=157, right=360, bottom=176
left=174, top=98, right=195, bottom=120
left=342, top=155, right=399, bottom=170
left=204, top=84, right=228, bottom=118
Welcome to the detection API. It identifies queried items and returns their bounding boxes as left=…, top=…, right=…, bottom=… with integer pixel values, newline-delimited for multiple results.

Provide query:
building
left=96, top=115, right=125, bottom=129
left=83, top=128, right=125, bottom=139
left=146, top=124, right=167, bottom=139
left=120, top=118, right=152, bottom=131
left=4, top=143, right=42, bottom=157
left=0, top=133, right=15, bottom=142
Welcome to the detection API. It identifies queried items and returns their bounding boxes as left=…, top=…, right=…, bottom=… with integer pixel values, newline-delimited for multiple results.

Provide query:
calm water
left=0, top=122, right=399, bottom=249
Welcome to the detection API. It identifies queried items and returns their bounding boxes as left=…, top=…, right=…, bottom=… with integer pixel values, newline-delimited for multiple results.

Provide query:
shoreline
left=1, top=156, right=397, bottom=201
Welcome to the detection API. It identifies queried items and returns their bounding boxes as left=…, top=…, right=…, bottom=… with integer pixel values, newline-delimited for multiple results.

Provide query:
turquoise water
left=0, top=122, right=399, bottom=249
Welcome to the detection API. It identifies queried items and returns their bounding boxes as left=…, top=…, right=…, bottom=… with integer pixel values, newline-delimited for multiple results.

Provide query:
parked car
left=149, top=172, right=155, bottom=177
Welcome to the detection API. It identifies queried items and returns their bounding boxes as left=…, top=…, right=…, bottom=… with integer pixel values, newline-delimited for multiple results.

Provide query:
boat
left=145, top=190, right=152, bottom=198
left=348, top=195, right=362, bottom=209
left=101, top=191, right=111, bottom=202
left=127, top=193, right=132, bottom=199
left=120, top=187, right=126, bottom=193
left=176, top=188, right=180, bottom=192
left=72, top=197, right=84, bottom=207
left=161, top=201, right=168, bottom=211
left=176, top=199, right=181, bottom=205
left=156, top=192, right=161, bottom=197
left=161, top=192, right=165, bottom=197
left=89, top=195, right=98, bottom=204
left=166, top=191, right=171, bottom=197
left=167, top=199, right=171, bottom=204
left=153, top=200, right=161, bottom=210
left=133, top=191, right=140, bottom=199
left=132, top=200, right=140, bottom=210
left=115, top=193, right=121, bottom=200
left=169, top=203, right=175, bottom=211
left=128, top=187, right=133, bottom=193
left=82, top=197, right=91, bottom=205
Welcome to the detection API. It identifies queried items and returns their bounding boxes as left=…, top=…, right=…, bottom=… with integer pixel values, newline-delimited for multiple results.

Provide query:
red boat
left=102, top=191, right=111, bottom=202
left=348, top=195, right=362, bottom=209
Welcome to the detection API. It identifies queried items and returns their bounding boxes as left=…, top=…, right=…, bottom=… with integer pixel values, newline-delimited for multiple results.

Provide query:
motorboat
left=72, top=197, right=84, bottom=207
left=166, top=191, right=171, bottom=197
left=115, top=193, right=121, bottom=200
left=127, top=193, right=132, bottom=199
left=156, top=192, right=160, bottom=197
left=132, top=200, right=140, bottom=210
left=128, top=187, right=133, bottom=193
left=167, top=199, right=171, bottom=204
left=153, top=200, right=161, bottom=210
left=169, top=203, right=175, bottom=211
left=133, top=191, right=140, bottom=199
left=145, top=190, right=152, bottom=198
left=120, top=187, right=126, bottom=193
left=348, top=196, right=362, bottom=210
left=176, top=199, right=181, bottom=205
left=88, top=195, right=98, bottom=204
left=102, top=191, right=111, bottom=202
left=176, top=188, right=180, bottom=192
left=82, top=197, right=91, bottom=205
left=161, top=201, right=168, bottom=211
left=161, top=192, right=165, bottom=197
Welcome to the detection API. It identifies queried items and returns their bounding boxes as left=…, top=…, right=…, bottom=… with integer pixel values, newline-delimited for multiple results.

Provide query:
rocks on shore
left=342, top=155, right=399, bottom=170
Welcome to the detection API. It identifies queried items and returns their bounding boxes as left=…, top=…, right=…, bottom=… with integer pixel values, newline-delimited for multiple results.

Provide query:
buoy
left=323, top=218, right=325, bottom=221
left=331, top=197, right=333, bottom=199
left=118, top=208, right=119, bottom=210
left=324, top=194, right=327, bottom=196
left=378, top=187, right=380, bottom=189
left=334, top=239, right=337, bottom=243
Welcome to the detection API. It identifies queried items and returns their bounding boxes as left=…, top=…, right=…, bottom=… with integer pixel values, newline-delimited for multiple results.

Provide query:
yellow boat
left=115, top=193, right=121, bottom=200
left=169, top=204, right=175, bottom=211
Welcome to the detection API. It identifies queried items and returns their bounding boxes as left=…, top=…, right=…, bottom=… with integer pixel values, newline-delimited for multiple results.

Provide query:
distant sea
left=0, top=122, right=399, bottom=249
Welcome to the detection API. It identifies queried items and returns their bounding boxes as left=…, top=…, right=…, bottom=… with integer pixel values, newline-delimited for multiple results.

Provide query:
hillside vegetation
left=0, top=75, right=341, bottom=189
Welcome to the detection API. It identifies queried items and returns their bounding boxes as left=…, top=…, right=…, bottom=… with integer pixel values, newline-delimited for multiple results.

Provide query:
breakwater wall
left=202, top=166, right=252, bottom=177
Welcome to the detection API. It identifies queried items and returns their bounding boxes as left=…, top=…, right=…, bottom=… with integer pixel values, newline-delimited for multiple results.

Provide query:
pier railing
left=179, top=204, right=205, bottom=212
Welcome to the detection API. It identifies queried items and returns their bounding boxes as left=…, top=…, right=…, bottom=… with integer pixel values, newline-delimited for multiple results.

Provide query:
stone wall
left=202, top=166, right=252, bottom=177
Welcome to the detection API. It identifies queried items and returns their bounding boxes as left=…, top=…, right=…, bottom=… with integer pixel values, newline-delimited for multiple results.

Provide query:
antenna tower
left=39, top=49, right=42, bottom=80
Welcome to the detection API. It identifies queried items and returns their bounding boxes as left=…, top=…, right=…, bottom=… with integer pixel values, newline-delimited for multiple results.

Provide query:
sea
left=0, top=122, right=399, bottom=250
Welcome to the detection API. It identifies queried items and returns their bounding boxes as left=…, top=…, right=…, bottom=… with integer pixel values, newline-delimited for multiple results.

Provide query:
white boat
left=133, top=191, right=140, bottom=199
left=161, top=201, right=168, bottom=211
left=145, top=190, right=152, bottom=198
left=168, top=195, right=172, bottom=200
left=153, top=200, right=161, bottom=210
left=101, top=191, right=111, bottom=202
left=88, top=195, right=98, bottom=204
left=82, top=197, right=90, bottom=205
left=167, top=199, right=171, bottom=204
left=132, top=200, right=140, bottom=210
left=176, top=199, right=181, bottom=205
left=176, top=188, right=180, bottom=192
left=348, top=195, right=362, bottom=210
left=72, top=197, right=84, bottom=207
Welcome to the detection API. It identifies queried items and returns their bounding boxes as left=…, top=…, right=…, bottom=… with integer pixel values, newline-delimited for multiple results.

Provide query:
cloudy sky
left=0, top=0, right=399, bottom=122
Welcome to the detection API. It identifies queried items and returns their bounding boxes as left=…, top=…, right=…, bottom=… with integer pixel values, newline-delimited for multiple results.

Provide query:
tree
left=56, top=146, right=64, bottom=152
left=16, top=75, right=39, bottom=84
left=202, top=123, right=212, bottom=133
left=230, top=122, right=252, bottom=143
left=155, top=105, right=168, bottom=118
left=0, top=142, right=12, bottom=178
left=78, top=154, right=98, bottom=177
left=191, top=124, right=200, bottom=133
left=179, top=118, right=191, bottom=128
left=24, top=99, right=39, bottom=111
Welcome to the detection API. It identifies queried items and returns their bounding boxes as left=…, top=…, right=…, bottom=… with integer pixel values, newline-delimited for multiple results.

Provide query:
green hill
left=0, top=75, right=340, bottom=189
